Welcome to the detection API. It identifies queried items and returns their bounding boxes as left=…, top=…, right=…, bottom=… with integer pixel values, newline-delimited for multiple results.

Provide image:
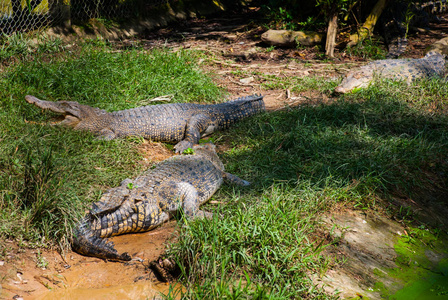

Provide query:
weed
left=0, top=32, right=64, bottom=61
left=36, top=249, right=49, bottom=269
left=182, top=148, right=195, bottom=155
left=344, top=37, right=386, bottom=59
left=264, top=45, right=276, bottom=53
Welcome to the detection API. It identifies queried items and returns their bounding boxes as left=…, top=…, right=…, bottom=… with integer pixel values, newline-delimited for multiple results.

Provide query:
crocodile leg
left=177, top=182, right=213, bottom=219
left=174, top=114, right=215, bottom=153
left=97, top=128, right=118, bottom=140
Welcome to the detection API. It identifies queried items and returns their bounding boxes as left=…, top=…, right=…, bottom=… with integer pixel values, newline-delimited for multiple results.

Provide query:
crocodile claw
left=119, top=252, right=132, bottom=261
left=174, top=140, right=194, bottom=154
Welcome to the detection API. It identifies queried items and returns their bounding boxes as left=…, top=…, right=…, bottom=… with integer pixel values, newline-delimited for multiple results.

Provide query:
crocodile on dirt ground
left=25, top=94, right=265, bottom=153
left=72, top=143, right=250, bottom=261
left=335, top=51, right=447, bottom=93
left=378, top=0, right=448, bottom=58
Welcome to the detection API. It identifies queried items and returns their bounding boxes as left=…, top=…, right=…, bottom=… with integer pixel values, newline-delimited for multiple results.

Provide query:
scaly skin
left=335, top=52, right=446, bottom=93
left=25, top=95, right=265, bottom=153
left=71, top=143, right=250, bottom=261
left=379, top=0, right=448, bottom=58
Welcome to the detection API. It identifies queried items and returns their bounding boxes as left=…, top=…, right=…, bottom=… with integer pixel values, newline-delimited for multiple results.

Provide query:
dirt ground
left=1, top=9, right=447, bottom=300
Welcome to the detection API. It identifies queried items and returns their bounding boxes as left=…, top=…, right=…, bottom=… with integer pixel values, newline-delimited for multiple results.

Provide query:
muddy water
left=37, top=281, right=172, bottom=300
left=1, top=222, right=179, bottom=300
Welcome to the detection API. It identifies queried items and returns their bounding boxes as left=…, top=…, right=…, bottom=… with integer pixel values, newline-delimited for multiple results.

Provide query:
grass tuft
left=168, top=182, right=338, bottom=299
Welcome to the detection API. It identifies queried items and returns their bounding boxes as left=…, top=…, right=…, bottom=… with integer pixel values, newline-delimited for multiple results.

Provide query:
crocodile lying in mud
left=72, top=143, right=250, bottom=261
left=25, top=94, right=265, bottom=153
left=335, top=51, right=447, bottom=93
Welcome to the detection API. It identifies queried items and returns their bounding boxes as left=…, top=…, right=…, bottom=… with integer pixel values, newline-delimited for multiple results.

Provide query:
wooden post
left=325, top=13, right=338, bottom=57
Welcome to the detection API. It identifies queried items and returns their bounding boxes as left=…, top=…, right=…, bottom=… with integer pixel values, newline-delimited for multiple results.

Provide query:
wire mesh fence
left=0, top=0, right=173, bottom=34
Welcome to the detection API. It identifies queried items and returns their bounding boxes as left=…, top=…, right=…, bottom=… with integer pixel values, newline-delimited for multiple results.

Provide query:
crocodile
left=25, top=94, right=265, bottom=153
left=378, top=0, right=448, bottom=58
left=335, top=51, right=446, bottom=93
left=72, top=143, right=250, bottom=261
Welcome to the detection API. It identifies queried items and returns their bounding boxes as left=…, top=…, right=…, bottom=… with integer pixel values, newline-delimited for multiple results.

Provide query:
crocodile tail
left=227, top=94, right=265, bottom=107
left=222, top=94, right=265, bottom=117
left=71, top=218, right=131, bottom=261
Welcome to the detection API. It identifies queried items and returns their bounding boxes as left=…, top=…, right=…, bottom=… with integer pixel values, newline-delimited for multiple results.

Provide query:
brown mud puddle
left=0, top=222, right=179, bottom=300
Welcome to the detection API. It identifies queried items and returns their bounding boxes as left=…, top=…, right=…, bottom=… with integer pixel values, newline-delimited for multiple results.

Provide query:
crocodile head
left=25, top=95, right=107, bottom=129
left=335, top=69, right=373, bottom=94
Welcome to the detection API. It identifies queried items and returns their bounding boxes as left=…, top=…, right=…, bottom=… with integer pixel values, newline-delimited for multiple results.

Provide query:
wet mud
left=0, top=222, right=178, bottom=300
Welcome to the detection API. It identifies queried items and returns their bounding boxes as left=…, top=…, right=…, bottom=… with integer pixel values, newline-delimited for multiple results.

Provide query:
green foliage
left=167, top=183, right=337, bottom=299
left=261, top=0, right=324, bottom=31
left=6, top=43, right=222, bottom=109
left=182, top=148, right=195, bottom=155
left=262, top=0, right=356, bottom=31
left=344, top=37, right=387, bottom=59
left=316, top=0, right=355, bottom=14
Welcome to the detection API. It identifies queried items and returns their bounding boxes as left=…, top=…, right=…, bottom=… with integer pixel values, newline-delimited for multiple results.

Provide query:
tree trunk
left=325, top=13, right=338, bottom=58
left=348, top=0, right=389, bottom=46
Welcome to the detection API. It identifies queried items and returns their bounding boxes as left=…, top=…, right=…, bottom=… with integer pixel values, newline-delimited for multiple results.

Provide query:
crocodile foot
left=174, top=140, right=194, bottom=154
left=148, top=258, right=179, bottom=282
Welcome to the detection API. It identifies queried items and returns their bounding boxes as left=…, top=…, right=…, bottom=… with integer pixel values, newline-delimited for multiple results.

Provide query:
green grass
left=163, top=78, right=448, bottom=298
left=0, top=39, right=222, bottom=248
left=5, top=42, right=222, bottom=110
left=0, top=32, right=65, bottom=62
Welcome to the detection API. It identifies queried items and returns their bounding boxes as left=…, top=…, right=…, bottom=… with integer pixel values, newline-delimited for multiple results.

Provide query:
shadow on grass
left=221, top=91, right=448, bottom=226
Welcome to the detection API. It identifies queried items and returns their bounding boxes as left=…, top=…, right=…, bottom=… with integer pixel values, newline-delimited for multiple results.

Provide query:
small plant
left=344, top=37, right=386, bottom=59
left=36, top=249, right=48, bottom=269
left=182, top=148, right=195, bottom=155
left=0, top=32, right=30, bottom=60
left=265, top=45, right=276, bottom=53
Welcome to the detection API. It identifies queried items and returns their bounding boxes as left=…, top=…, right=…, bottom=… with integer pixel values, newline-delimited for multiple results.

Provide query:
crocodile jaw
left=335, top=72, right=371, bottom=93
left=57, top=115, right=81, bottom=128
